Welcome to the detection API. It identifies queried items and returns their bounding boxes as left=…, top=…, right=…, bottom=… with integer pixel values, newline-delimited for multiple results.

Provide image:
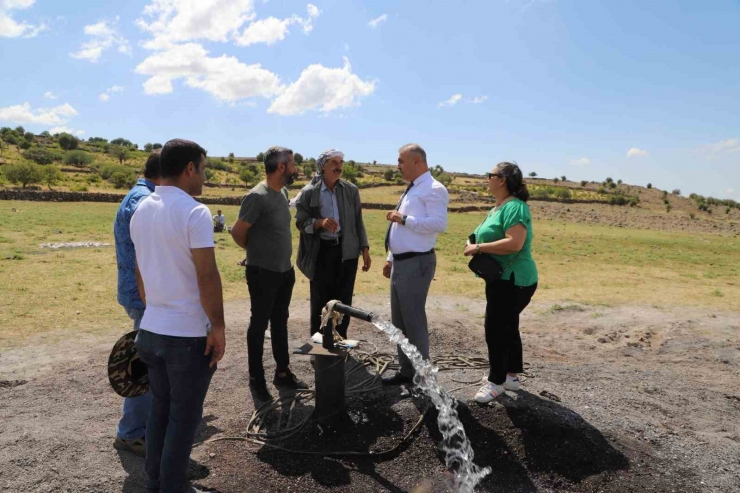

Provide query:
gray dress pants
left=390, top=252, right=436, bottom=377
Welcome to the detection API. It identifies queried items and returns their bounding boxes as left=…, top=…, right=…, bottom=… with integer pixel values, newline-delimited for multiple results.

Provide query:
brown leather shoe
left=113, top=436, right=146, bottom=458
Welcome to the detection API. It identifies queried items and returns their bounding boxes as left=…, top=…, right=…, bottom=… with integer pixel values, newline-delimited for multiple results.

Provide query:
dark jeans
left=310, top=241, right=359, bottom=338
left=484, top=277, right=537, bottom=385
left=246, top=266, right=295, bottom=381
left=136, top=330, right=215, bottom=493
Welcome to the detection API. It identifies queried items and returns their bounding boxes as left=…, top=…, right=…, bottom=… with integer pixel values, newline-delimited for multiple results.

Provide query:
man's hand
left=314, top=218, right=339, bottom=233
left=386, top=211, right=404, bottom=224
left=383, top=261, right=392, bottom=279
left=361, top=248, right=372, bottom=272
left=205, top=326, right=226, bottom=368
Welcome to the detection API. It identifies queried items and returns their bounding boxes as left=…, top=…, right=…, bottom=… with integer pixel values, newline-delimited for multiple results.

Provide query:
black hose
left=332, top=303, right=376, bottom=322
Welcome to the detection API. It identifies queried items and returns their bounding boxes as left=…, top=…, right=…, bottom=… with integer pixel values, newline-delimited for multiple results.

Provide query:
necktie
left=385, top=182, right=414, bottom=253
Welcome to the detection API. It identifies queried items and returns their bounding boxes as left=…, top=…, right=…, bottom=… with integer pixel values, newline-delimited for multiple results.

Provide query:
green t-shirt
left=472, top=198, right=538, bottom=287
left=239, top=182, right=293, bottom=273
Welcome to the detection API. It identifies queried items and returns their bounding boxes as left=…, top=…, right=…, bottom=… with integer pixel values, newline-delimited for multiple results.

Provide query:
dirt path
left=1, top=295, right=739, bottom=492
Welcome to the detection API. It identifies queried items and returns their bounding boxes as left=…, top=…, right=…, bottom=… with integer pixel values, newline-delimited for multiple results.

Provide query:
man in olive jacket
left=294, top=149, right=371, bottom=338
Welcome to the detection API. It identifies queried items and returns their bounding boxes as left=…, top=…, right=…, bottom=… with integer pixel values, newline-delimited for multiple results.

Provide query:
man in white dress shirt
left=382, top=144, right=449, bottom=386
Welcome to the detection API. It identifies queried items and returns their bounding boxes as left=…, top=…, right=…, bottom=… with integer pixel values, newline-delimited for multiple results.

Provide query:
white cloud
left=43, top=91, right=58, bottom=100
left=0, top=102, right=78, bottom=126
left=99, top=85, right=124, bottom=102
left=570, top=157, right=591, bottom=166
left=706, top=138, right=740, bottom=156
left=472, top=96, right=488, bottom=104
left=268, top=57, right=376, bottom=116
left=70, top=17, right=130, bottom=63
left=368, top=13, right=387, bottom=28
left=137, top=0, right=257, bottom=50
left=0, top=0, right=46, bottom=38
left=627, top=147, right=648, bottom=158
left=48, top=126, right=85, bottom=136
left=727, top=188, right=734, bottom=195
left=234, top=4, right=319, bottom=46
left=438, top=93, right=462, bottom=107
left=135, top=43, right=284, bottom=102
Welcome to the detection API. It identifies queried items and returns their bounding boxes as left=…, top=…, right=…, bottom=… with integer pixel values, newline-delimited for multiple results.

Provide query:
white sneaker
left=504, top=375, right=520, bottom=391
left=474, top=381, right=505, bottom=403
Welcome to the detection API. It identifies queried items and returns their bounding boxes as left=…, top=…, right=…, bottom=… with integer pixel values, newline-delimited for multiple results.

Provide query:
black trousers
left=246, top=266, right=295, bottom=381
left=310, top=241, right=359, bottom=338
left=484, top=276, right=537, bottom=385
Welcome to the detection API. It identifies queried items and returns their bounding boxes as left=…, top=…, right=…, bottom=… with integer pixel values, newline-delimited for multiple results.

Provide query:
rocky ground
left=1, top=295, right=739, bottom=492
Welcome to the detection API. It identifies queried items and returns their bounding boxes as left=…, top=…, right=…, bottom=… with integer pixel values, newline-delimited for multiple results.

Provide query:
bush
left=204, top=168, right=215, bottom=183
left=605, top=177, right=613, bottom=184
left=207, top=158, right=233, bottom=172
left=528, top=171, right=537, bottom=177
left=608, top=181, right=617, bottom=189
left=661, top=190, right=668, bottom=199
left=86, top=174, right=101, bottom=184
left=554, top=188, right=572, bottom=200
left=19, top=140, right=31, bottom=150
left=628, top=198, right=639, bottom=207
left=666, top=203, right=672, bottom=213
left=24, top=132, right=35, bottom=142
left=64, top=150, right=94, bottom=166
left=111, top=169, right=137, bottom=189
left=57, top=133, right=79, bottom=150
left=152, top=143, right=162, bottom=150
left=553, top=177, right=560, bottom=183
left=144, top=143, right=154, bottom=152
left=4, top=161, right=43, bottom=188
left=70, top=184, right=89, bottom=192
left=383, top=169, right=395, bottom=181
left=342, top=163, right=358, bottom=184
left=42, top=165, right=64, bottom=190
left=256, top=152, right=264, bottom=162
left=580, top=180, right=587, bottom=187
left=647, top=183, right=652, bottom=188
left=726, top=207, right=731, bottom=214
left=561, top=175, right=566, bottom=181
left=23, top=147, right=60, bottom=165
left=109, top=145, right=130, bottom=164
left=617, top=179, right=623, bottom=185
left=294, top=153, right=304, bottom=165
left=596, top=186, right=607, bottom=194
left=672, top=189, right=681, bottom=195
left=689, top=212, right=695, bottom=219
left=239, top=166, right=257, bottom=187
left=437, top=173, right=453, bottom=186
left=608, top=195, right=628, bottom=206
left=303, top=164, right=314, bottom=178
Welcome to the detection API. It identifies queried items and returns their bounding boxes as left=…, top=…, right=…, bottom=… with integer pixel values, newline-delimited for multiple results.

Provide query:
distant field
left=1, top=200, right=738, bottom=347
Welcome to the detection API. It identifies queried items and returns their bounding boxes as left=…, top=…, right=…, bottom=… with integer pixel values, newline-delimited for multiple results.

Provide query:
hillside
left=1, top=129, right=738, bottom=236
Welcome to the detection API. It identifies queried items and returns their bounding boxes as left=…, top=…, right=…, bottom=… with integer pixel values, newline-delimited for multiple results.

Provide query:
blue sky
left=1, top=0, right=738, bottom=199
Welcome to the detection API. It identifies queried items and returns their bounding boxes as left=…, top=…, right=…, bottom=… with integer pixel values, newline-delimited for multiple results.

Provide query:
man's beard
left=284, top=169, right=297, bottom=186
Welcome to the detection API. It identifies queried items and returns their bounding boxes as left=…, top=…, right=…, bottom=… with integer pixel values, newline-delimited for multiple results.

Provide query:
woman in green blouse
left=463, top=162, right=538, bottom=403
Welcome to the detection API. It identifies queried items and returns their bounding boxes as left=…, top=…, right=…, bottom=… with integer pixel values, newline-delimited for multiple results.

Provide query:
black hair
left=496, top=162, right=530, bottom=202
left=143, top=150, right=161, bottom=180
left=263, top=146, right=293, bottom=174
left=160, top=139, right=207, bottom=179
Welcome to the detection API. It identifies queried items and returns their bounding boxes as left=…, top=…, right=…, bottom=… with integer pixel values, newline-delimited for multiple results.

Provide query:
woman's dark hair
left=160, top=139, right=207, bottom=179
left=143, top=150, right=161, bottom=180
left=496, top=161, right=529, bottom=202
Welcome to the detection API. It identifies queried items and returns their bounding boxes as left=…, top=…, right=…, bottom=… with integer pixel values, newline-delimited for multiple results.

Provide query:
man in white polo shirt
left=131, top=138, right=225, bottom=493
left=382, top=143, right=449, bottom=387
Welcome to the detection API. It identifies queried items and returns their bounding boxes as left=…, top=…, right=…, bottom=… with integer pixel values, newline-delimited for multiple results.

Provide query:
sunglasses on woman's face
left=488, top=173, right=503, bottom=179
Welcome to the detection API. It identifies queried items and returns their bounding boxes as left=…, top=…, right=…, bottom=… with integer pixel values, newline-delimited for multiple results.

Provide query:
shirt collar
left=154, top=185, right=191, bottom=198
left=321, top=178, right=343, bottom=192
left=412, top=171, right=432, bottom=187
left=140, top=178, right=157, bottom=192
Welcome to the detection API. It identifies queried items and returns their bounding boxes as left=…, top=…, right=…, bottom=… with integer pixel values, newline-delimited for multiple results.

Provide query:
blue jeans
left=136, top=329, right=216, bottom=493
left=117, top=307, right=152, bottom=440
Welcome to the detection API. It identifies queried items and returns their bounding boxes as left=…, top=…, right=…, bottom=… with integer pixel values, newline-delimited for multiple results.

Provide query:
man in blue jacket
left=112, top=151, right=161, bottom=456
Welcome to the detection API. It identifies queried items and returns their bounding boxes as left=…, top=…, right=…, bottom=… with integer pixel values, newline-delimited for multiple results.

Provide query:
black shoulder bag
left=467, top=233, right=521, bottom=283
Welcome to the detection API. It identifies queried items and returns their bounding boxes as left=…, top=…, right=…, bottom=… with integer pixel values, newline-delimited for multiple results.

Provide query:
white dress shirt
left=387, top=171, right=449, bottom=261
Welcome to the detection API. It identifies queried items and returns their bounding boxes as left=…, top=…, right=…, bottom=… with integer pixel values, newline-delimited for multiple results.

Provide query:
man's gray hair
left=264, top=146, right=293, bottom=174
left=399, top=143, right=427, bottom=163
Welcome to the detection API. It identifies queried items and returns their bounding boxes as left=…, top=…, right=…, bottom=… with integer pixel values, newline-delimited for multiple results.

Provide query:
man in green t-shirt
left=230, top=146, right=307, bottom=402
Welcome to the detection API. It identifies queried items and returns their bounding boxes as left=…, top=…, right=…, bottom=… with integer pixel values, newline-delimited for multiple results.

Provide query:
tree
left=384, top=168, right=395, bottom=181
left=64, top=150, right=94, bottom=167
left=342, top=163, right=358, bottom=184
left=152, top=143, right=162, bottom=149
left=256, top=152, right=265, bottom=162
left=228, top=152, right=235, bottom=162
left=5, top=161, right=43, bottom=189
left=19, top=141, right=32, bottom=150
left=239, top=166, right=257, bottom=187
left=528, top=171, right=537, bottom=177
left=647, top=183, right=652, bottom=189
left=144, top=143, right=154, bottom=152
left=40, top=131, right=51, bottom=138
left=111, top=168, right=137, bottom=189
left=57, top=133, right=79, bottom=150
left=561, top=175, right=566, bottom=181
left=437, top=173, right=453, bottom=186
left=23, top=147, right=59, bottom=165
left=24, top=132, right=35, bottom=142
left=88, top=136, right=107, bottom=143
left=42, top=165, right=64, bottom=190
left=204, top=168, right=215, bottom=183
left=303, top=163, right=313, bottom=178
left=580, top=180, right=588, bottom=187
left=109, top=145, right=130, bottom=164
left=430, top=165, right=445, bottom=178
left=672, top=189, right=681, bottom=195
left=111, top=138, right=134, bottom=148
left=605, top=177, right=614, bottom=184
left=294, top=153, right=304, bottom=165
left=14, top=126, right=25, bottom=135
left=617, top=179, right=623, bottom=185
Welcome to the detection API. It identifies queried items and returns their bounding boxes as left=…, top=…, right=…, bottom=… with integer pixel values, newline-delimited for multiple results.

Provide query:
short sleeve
left=501, top=202, right=531, bottom=232
left=239, top=192, right=263, bottom=224
left=189, top=205, right=215, bottom=249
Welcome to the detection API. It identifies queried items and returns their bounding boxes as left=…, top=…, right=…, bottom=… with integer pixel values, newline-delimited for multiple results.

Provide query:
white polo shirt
left=130, top=186, right=215, bottom=337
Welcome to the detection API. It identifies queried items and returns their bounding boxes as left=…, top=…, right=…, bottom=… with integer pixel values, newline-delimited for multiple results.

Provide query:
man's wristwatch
left=402, top=215, right=407, bottom=225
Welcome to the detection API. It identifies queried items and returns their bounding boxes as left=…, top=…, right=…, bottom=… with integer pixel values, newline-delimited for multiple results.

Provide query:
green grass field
left=1, top=200, right=738, bottom=348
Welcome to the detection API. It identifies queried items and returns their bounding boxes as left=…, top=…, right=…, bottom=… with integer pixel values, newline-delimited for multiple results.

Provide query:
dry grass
left=1, top=200, right=738, bottom=348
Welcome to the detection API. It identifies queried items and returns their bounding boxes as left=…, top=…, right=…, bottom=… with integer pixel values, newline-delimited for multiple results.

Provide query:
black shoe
left=381, top=372, right=413, bottom=386
left=249, top=378, right=273, bottom=402
left=273, top=369, right=308, bottom=390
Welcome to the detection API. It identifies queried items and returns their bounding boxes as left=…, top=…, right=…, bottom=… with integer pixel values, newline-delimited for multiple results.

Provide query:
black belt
left=320, top=237, right=342, bottom=246
left=392, top=249, right=434, bottom=261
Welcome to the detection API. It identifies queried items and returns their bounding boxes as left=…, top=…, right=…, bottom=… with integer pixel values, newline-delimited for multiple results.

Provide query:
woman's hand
left=463, top=243, right=479, bottom=257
